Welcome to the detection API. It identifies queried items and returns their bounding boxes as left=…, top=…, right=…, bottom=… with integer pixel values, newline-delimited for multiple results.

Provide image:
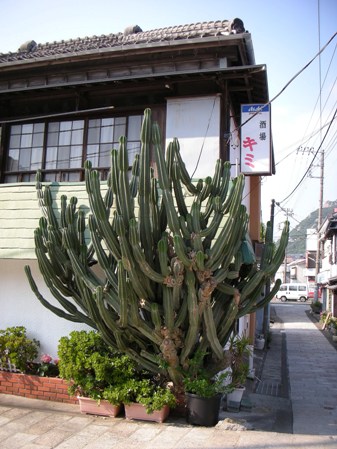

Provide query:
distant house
left=317, top=211, right=337, bottom=315
left=0, top=19, right=273, bottom=355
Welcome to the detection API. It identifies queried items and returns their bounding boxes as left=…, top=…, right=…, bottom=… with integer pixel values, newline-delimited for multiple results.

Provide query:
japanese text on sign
left=240, top=104, right=271, bottom=175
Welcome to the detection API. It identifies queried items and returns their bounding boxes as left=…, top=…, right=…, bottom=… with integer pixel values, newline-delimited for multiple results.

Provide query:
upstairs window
left=3, top=114, right=143, bottom=183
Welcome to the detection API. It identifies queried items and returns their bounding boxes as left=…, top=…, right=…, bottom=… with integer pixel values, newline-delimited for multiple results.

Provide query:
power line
left=278, top=107, right=337, bottom=204
left=230, top=31, right=337, bottom=137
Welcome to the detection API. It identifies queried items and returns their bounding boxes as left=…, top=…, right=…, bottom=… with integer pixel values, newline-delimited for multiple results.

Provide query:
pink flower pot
left=78, top=396, right=121, bottom=417
left=124, top=402, right=170, bottom=423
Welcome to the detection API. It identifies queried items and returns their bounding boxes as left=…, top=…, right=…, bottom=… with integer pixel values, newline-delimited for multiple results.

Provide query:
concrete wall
left=0, top=258, right=91, bottom=358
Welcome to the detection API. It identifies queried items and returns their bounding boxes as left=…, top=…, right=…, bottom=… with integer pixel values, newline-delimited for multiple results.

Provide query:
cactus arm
left=191, top=201, right=202, bottom=234
left=24, top=266, right=96, bottom=327
left=172, top=161, right=189, bottom=217
left=171, top=137, right=198, bottom=195
left=210, top=159, right=223, bottom=197
left=218, top=291, right=240, bottom=344
left=94, top=287, right=120, bottom=328
left=173, top=297, right=187, bottom=328
left=218, top=161, right=231, bottom=202
left=179, top=270, right=200, bottom=364
left=150, top=303, right=162, bottom=333
left=197, top=176, right=212, bottom=203
left=110, top=150, right=121, bottom=214
left=264, top=221, right=289, bottom=275
left=162, top=285, right=174, bottom=331
left=129, top=218, right=165, bottom=283
left=65, top=246, right=102, bottom=292
left=205, top=216, right=236, bottom=271
left=199, top=209, right=223, bottom=238
left=129, top=153, right=140, bottom=198
left=203, top=302, right=225, bottom=360
left=85, top=165, right=121, bottom=260
left=43, top=186, right=59, bottom=230
left=88, top=217, right=118, bottom=292
left=173, top=234, right=193, bottom=269
left=138, top=108, right=153, bottom=259
left=118, top=136, right=135, bottom=227
left=115, top=216, right=155, bottom=300
left=215, top=280, right=237, bottom=296
left=158, top=236, right=171, bottom=277
left=239, top=279, right=282, bottom=317
left=239, top=271, right=265, bottom=302
left=150, top=177, right=161, bottom=244
left=152, top=123, right=181, bottom=235
left=178, top=216, right=192, bottom=240
left=117, top=260, right=128, bottom=328
left=35, top=245, right=77, bottom=299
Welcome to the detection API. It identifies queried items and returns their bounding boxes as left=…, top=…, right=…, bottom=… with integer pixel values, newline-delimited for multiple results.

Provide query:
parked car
left=307, top=289, right=322, bottom=300
left=275, top=283, right=308, bottom=302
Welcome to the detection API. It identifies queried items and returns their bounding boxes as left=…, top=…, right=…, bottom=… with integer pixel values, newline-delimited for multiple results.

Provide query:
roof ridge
left=0, top=18, right=246, bottom=63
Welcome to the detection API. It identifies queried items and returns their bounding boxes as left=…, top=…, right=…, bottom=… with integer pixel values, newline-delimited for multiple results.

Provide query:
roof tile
left=0, top=18, right=246, bottom=64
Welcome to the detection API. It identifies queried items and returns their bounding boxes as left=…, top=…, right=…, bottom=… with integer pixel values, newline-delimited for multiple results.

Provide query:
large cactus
left=25, top=108, right=288, bottom=389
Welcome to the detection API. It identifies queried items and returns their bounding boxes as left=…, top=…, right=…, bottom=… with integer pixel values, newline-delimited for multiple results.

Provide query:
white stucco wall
left=0, top=258, right=91, bottom=359
left=166, top=96, right=221, bottom=179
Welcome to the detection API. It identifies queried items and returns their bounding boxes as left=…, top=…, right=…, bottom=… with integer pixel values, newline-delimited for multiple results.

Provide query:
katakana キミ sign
left=240, top=104, right=272, bottom=175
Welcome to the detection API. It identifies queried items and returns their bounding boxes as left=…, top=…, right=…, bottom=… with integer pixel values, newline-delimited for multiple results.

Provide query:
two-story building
left=317, top=211, right=337, bottom=314
left=0, top=19, right=273, bottom=355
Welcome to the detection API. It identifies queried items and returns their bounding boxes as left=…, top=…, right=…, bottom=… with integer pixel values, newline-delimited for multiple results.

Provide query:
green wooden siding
left=0, top=182, right=101, bottom=259
left=0, top=181, right=226, bottom=259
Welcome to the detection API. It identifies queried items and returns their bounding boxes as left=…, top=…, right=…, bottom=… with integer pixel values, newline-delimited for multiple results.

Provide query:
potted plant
left=328, top=316, right=337, bottom=337
left=57, top=330, right=135, bottom=417
left=36, top=354, right=60, bottom=377
left=0, top=326, right=39, bottom=373
left=225, top=334, right=251, bottom=411
left=115, top=371, right=176, bottom=423
left=182, top=350, right=231, bottom=426
left=310, top=300, right=322, bottom=314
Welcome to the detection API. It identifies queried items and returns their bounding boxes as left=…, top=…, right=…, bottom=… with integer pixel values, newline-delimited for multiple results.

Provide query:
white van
left=275, top=283, right=308, bottom=302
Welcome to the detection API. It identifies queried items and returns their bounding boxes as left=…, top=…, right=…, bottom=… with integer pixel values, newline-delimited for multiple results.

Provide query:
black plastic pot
left=185, top=392, right=222, bottom=427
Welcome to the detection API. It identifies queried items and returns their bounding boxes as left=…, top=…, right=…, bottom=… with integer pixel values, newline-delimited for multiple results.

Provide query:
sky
left=1, top=0, right=336, bottom=240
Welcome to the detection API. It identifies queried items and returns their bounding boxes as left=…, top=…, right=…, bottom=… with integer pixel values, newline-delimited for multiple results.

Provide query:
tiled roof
left=0, top=19, right=246, bottom=64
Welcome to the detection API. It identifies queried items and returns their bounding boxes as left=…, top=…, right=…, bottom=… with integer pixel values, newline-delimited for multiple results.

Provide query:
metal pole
left=263, top=199, right=275, bottom=336
left=315, top=149, right=324, bottom=300
left=315, top=0, right=324, bottom=302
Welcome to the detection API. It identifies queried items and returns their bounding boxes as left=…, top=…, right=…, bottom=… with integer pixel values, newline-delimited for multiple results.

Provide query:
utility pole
left=262, top=199, right=275, bottom=337
left=282, top=207, right=293, bottom=283
left=275, top=203, right=293, bottom=282
left=315, top=0, right=324, bottom=302
left=315, top=149, right=324, bottom=301
left=297, top=145, right=324, bottom=300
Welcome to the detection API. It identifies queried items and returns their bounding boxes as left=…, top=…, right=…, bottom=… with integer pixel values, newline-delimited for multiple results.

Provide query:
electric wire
left=278, top=107, right=337, bottom=205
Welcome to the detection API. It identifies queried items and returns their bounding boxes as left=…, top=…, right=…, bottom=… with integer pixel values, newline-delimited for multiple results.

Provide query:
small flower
left=54, top=358, right=59, bottom=365
left=41, top=354, right=53, bottom=364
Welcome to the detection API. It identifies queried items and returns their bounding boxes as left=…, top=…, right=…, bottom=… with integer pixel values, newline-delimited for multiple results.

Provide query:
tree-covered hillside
left=285, top=200, right=337, bottom=256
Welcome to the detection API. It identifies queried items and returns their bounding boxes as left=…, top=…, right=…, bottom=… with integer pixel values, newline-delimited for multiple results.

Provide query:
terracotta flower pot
left=78, top=396, right=121, bottom=417
left=124, top=402, right=170, bottom=423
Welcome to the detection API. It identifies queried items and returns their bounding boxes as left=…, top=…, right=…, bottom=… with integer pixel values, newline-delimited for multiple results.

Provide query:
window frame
left=2, top=112, right=145, bottom=183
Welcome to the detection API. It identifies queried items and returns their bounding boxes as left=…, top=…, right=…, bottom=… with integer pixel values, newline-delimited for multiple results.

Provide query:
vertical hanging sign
left=240, top=104, right=272, bottom=175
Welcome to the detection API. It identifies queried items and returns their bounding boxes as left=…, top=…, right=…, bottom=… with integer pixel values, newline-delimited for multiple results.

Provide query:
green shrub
left=228, top=334, right=251, bottom=388
left=57, top=330, right=135, bottom=401
left=182, top=349, right=231, bottom=398
left=113, top=377, right=176, bottom=413
left=0, top=326, right=40, bottom=373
